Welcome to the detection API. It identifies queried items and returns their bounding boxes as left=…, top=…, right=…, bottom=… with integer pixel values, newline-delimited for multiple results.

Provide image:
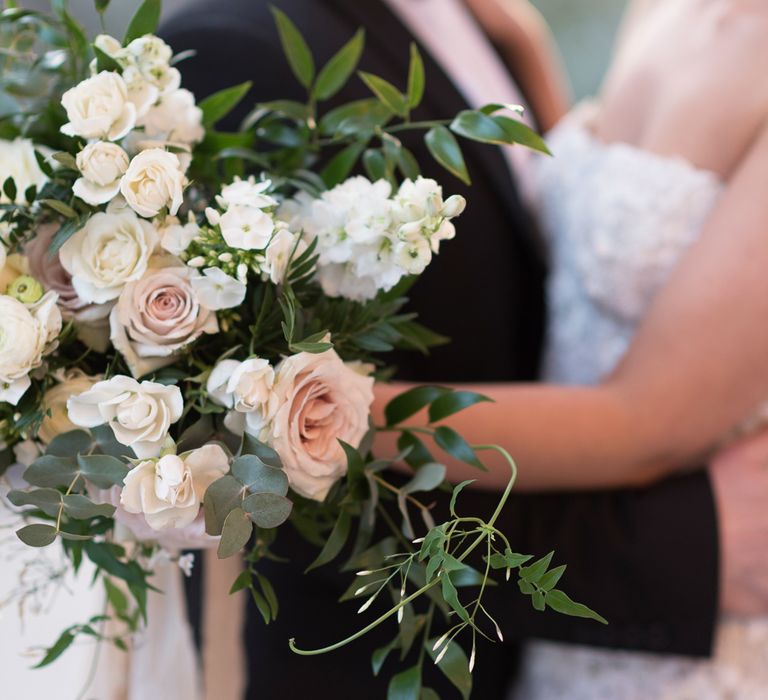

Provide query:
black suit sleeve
left=162, top=0, right=720, bottom=663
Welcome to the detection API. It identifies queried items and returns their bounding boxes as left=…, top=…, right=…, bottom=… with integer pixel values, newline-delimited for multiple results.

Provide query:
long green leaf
left=199, top=82, right=252, bottom=127
left=271, top=7, right=315, bottom=89
left=407, top=43, right=425, bottom=109
left=358, top=71, right=408, bottom=117
left=123, top=0, right=161, bottom=43
left=313, top=29, right=364, bottom=101
left=425, top=126, right=470, bottom=185
left=305, top=509, right=352, bottom=572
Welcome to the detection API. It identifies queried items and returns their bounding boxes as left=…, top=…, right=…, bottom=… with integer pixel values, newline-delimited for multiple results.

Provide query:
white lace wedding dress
left=512, top=102, right=768, bottom=700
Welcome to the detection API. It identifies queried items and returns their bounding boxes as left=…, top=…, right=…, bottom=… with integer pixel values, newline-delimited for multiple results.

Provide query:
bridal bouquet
left=0, top=1, right=603, bottom=695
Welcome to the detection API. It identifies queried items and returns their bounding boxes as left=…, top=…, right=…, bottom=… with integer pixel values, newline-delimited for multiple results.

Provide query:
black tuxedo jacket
left=162, top=1, right=719, bottom=696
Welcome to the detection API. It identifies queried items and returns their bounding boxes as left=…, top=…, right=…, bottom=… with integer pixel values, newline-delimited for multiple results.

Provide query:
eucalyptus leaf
left=7, top=488, right=62, bottom=517
left=63, top=494, right=115, bottom=519
left=240, top=433, right=283, bottom=468
left=77, top=454, right=129, bottom=489
left=17, top=523, right=58, bottom=548
left=24, top=455, right=77, bottom=488
left=46, top=430, right=92, bottom=458
left=218, top=507, right=253, bottom=559
left=204, top=475, right=245, bottom=536
left=241, top=492, right=293, bottom=529
left=231, top=455, right=289, bottom=497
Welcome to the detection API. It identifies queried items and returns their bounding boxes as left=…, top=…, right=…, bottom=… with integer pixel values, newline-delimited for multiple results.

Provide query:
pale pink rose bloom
left=269, top=348, right=374, bottom=501
left=110, top=262, right=218, bottom=378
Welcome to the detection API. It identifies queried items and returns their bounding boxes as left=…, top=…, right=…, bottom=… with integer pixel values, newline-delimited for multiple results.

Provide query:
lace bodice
left=537, top=102, right=724, bottom=385
left=513, top=105, right=768, bottom=700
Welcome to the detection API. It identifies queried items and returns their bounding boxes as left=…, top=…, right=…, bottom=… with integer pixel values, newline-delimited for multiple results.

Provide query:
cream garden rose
left=59, top=210, right=159, bottom=304
left=73, top=141, right=129, bottom=205
left=60, top=71, right=137, bottom=141
left=120, top=148, right=185, bottom=218
left=0, top=292, right=62, bottom=405
left=67, top=375, right=182, bottom=458
left=38, top=372, right=99, bottom=444
left=120, top=444, right=229, bottom=530
left=269, top=348, right=374, bottom=501
left=110, top=261, right=218, bottom=378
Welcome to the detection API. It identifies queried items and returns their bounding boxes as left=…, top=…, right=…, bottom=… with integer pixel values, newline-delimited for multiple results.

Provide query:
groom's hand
left=710, top=430, right=768, bottom=615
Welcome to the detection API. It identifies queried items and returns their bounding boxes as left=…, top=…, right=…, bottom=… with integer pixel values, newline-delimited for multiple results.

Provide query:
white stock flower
left=67, top=376, right=183, bottom=458
left=216, top=177, right=276, bottom=210
left=59, top=210, right=159, bottom=304
left=190, top=267, right=246, bottom=310
left=0, top=138, right=48, bottom=203
left=270, top=348, right=374, bottom=501
left=263, top=228, right=307, bottom=285
left=0, top=292, right=62, bottom=405
left=140, top=88, right=204, bottom=145
left=73, top=141, right=129, bottom=205
left=120, top=148, right=185, bottom=218
left=219, top=205, right=274, bottom=250
left=158, top=215, right=200, bottom=256
left=61, top=71, right=137, bottom=141
left=120, top=444, right=229, bottom=530
left=38, top=372, right=99, bottom=443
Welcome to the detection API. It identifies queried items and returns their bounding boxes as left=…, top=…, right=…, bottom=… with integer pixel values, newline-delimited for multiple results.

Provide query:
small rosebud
left=188, top=256, right=205, bottom=268
left=218, top=252, right=233, bottom=263
left=441, top=195, right=466, bottom=218
left=8, top=275, right=44, bottom=304
left=237, top=263, right=248, bottom=283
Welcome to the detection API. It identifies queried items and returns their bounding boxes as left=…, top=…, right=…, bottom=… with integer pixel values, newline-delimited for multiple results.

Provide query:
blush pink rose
left=270, top=348, right=374, bottom=501
left=110, top=260, right=218, bottom=377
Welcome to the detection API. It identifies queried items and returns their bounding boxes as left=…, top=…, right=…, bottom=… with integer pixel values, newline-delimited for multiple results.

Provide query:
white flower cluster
left=61, top=33, right=203, bottom=215
left=283, top=176, right=466, bottom=302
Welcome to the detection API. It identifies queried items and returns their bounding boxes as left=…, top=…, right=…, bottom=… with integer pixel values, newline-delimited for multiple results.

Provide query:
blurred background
left=24, top=0, right=629, bottom=100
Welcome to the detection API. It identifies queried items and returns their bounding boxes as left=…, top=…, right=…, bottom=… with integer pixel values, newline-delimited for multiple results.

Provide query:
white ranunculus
left=219, top=205, right=273, bottom=250
left=263, top=227, right=307, bottom=285
left=120, top=444, right=229, bottom=530
left=270, top=348, right=374, bottom=501
left=158, top=215, right=200, bottom=256
left=59, top=210, right=159, bottom=304
left=61, top=71, right=137, bottom=141
left=216, top=177, right=276, bottom=210
left=190, top=267, right=246, bottom=310
left=38, top=372, right=100, bottom=443
left=139, top=88, right=204, bottom=146
left=0, top=138, right=48, bottom=204
left=0, top=292, right=62, bottom=405
left=120, top=148, right=185, bottom=218
left=73, top=141, right=130, bottom=205
left=67, top=375, right=183, bottom=458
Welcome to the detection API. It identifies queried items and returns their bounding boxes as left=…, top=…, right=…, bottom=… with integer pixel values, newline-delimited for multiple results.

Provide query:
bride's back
left=595, top=0, right=768, bottom=179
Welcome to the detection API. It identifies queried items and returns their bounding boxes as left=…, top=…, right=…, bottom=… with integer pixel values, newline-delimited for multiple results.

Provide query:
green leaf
left=104, top=577, right=128, bottom=615
left=520, top=551, right=554, bottom=584
left=46, top=430, right=92, bottom=458
left=63, top=494, right=115, bottom=519
left=321, top=140, right=366, bottom=188
left=231, top=455, right=289, bottom=497
left=387, top=664, right=421, bottom=700
left=49, top=216, right=87, bottom=259
left=402, top=463, right=446, bottom=494
left=3, top=176, right=16, bottom=202
left=385, top=385, right=447, bottom=426
left=539, top=564, right=566, bottom=591
left=199, top=82, right=252, bottom=127
left=449, top=479, right=475, bottom=518
left=407, top=43, right=425, bottom=109
left=494, top=115, right=551, bottom=155
left=397, top=432, right=434, bottom=469
left=305, top=509, right=351, bottom=572
left=24, top=455, right=77, bottom=488
left=313, top=29, right=365, bottom=101
left=319, top=98, right=392, bottom=136
left=424, top=126, right=470, bottom=185
left=240, top=434, right=283, bottom=468
left=426, top=638, right=472, bottom=700
left=372, top=639, right=397, bottom=676
left=397, top=146, right=420, bottom=180
left=256, top=572, right=279, bottom=618
left=449, top=109, right=508, bottom=144
left=487, top=548, right=533, bottom=570
left=94, top=0, right=111, bottom=14
left=532, top=589, right=545, bottom=611
left=91, top=424, right=135, bottom=460
left=434, top=426, right=485, bottom=470
left=7, top=488, right=62, bottom=517
left=204, top=475, right=245, bottom=536
left=17, top=524, right=58, bottom=548
left=271, top=7, right=315, bottom=89
left=441, top=573, right=469, bottom=623
left=358, top=72, right=408, bottom=117
left=77, top=454, right=129, bottom=489
left=123, top=0, right=161, bottom=43
left=420, top=690, right=441, bottom=700
left=545, top=589, right=608, bottom=624
left=428, top=391, right=492, bottom=423
left=94, top=45, right=122, bottom=73
left=250, top=587, right=271, bottom=624
left=241, top=492, right=293, bottom=529
left=229, top=569, right=252, bottom=594
left=218, top=507, right=253, bottom=559
left=363, top=149, right=387, bottom=181
left=33, top=630, right=75, bottom=668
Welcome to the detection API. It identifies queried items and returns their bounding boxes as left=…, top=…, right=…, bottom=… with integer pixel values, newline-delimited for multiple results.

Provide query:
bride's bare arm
left=374, top=121, right=768, bottom=491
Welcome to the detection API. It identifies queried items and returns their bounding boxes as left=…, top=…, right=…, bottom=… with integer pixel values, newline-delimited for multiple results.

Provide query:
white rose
left=216, top=177, right=276, bottom=210
left=38, top=372, right=100, bottom=444
left=158, top=215, right=200, bottom=256
left=206, top=359, right=241, bottom=409
left=59, top=210, right=159, bottom=304
left=0, top=292, right=61, bottom=405
left=120, top=148, right=185, bottom=218
left=219, top=205, right=274, bottom=250
left=61, top=71, right=137, bottom=141
left=270, top=348, right=374, bottom=501
left=73, top=141, right=130, bottom=206
left=228, top=358, right=278, bottom=430
left=264, top=228, right=307, bottom=285
left=126, top=36, right=180, bottom=95
left=0, top=138, right=48, bottom=204
left=121, top=64, right=160, bottom=118
left=139, top=88, right=204, bottom=145
left=120, top=444, right=229, bottom=530
left=190, top=267, right=246, bottom=310
left=67, top=375, right=183, bottom=459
